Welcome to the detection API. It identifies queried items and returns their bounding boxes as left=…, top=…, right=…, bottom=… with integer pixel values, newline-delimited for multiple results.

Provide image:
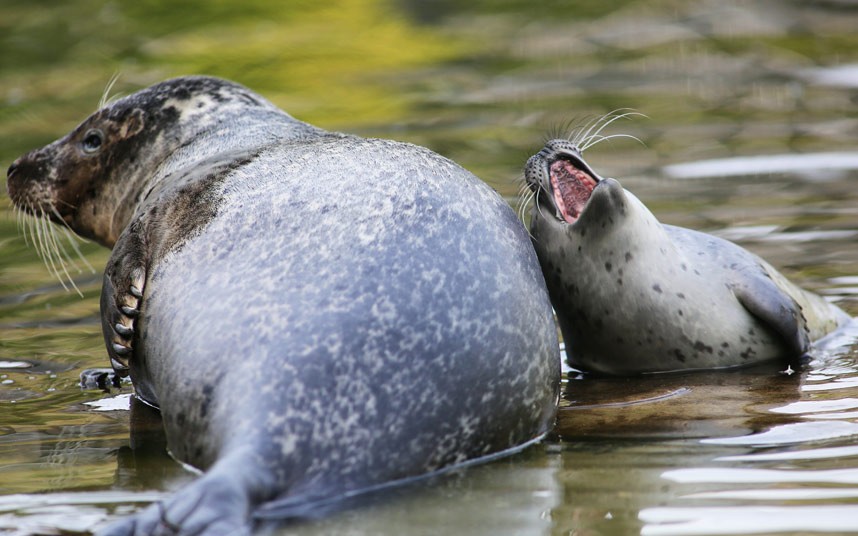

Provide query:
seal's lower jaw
left=548, top=158, right=599, bottom=225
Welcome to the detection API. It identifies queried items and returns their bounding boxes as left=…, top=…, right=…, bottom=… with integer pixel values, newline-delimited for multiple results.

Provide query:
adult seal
left=524, top=138, right=849, bottom=375
left=7, top=76, right=560, bottom=534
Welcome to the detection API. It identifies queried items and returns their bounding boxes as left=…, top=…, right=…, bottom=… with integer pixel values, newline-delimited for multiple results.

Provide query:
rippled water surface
left=2, top=1, right=858, bottom=534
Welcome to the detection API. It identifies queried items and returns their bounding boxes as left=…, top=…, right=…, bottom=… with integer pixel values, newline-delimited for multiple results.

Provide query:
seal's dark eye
left=81, top=129, right=104, bottom=154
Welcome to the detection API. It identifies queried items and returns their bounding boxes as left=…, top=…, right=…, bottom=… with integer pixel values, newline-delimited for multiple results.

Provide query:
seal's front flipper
left=732, top=275, right=811, bottom=364
left=101, top=225, right=148, bottom=377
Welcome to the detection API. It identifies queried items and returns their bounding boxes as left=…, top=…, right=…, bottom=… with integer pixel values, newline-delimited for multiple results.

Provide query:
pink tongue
left=549, top=159, right=598, bottom=223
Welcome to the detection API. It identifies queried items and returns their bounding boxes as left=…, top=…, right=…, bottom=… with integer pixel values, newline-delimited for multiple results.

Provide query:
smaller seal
left=525, top=139, right=850, bottom=375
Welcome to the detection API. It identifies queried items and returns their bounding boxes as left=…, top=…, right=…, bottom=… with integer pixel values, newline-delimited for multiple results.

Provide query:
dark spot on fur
left=625, top=252, right=633, bottom=262
left=653, top=284, right=662, bottom=293
left=605, top=262, right=612, bottom=272
left=678, top=309, right=683, bottom=316
left=673, top=349, right=687, bottom=363
left=693, top=341, right=713, bottom=354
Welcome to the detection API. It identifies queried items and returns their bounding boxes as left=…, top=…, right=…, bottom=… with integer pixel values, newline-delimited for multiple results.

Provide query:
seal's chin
left=548, top=158, right=599, bottom=224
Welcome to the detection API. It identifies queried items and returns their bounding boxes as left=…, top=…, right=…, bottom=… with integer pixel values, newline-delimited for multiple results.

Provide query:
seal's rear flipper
left=96, top=454, right=271, bottom=536
left=732, top=277, right=811, bottom=365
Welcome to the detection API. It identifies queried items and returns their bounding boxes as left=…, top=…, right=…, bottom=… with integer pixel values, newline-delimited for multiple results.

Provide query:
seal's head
left=524, top=138, right=629, bottom=239
left=6, top=76, right=283, bottom=249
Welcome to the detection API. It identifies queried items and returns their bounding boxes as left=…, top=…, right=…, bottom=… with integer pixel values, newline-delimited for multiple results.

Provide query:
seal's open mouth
left=549, top=158, right=599, bottom=224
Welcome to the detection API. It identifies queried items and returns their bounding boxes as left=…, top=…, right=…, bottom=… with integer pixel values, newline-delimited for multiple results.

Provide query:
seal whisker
left=31, top=209, right=48, bottom=262
left=45, top=214, right=85, bottom=295
left=580, top=133, right=646, bottom=152
left=61, top=226, right=95, bottom=273
left=23, top=208, right=35, bottom=249
left=19, top=206, right=35, bottom=248
left=47, top=216, right=80, bottom=271
left=44, top=215, right=84, bottom=296
left=14, top=205, right=29, bottom=247
left=572, top=109, right=633, bottom=147
left=516, top=176, right=532, bottom=201
left=34, top=210, right=67, bottom=290
left=579, top=111, right=646, bottom=152
left=51, top=206, right=95, bottom=273
left=28, top=211, right=42, bottom=257
left=518, top=188, right=536, bottom=224
left=38, top=212, right=63, bottom=279
left=55, top=198, right=79, bottom=210
left=99, top=72, right=123, bottom=110
left=568, top=114, right=609, bottom=147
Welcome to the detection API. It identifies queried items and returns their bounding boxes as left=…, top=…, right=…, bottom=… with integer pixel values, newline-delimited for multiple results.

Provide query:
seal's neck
left=108, top=109, right=324, bottom=245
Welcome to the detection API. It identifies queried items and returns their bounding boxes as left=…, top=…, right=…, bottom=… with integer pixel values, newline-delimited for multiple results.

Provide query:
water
left=2, top=1, right=858, bottom=534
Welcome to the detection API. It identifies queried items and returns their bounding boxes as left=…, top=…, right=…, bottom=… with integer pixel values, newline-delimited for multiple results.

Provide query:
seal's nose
left=7, top=161, right=18, bottom=179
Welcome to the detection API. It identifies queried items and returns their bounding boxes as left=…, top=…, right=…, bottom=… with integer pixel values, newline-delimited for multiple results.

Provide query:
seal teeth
left=549, top=173, right=572, bottom=223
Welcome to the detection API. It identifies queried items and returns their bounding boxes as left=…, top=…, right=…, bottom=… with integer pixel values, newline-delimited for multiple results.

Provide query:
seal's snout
left=526, top=140, right=609, bottom=225
left=5, top=159, right=24, bottom=201
left=7, top=160, right=18, bottom=180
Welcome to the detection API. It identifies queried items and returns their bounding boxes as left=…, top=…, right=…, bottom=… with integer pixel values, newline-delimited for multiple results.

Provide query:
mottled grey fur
left=7, top=76, right=560, bottom=534
left=525, top=139, right=848, bottom=375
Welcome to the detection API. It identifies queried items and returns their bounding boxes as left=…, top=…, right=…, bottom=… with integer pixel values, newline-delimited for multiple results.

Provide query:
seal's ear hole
left=121, top=108, right=145, bottom=139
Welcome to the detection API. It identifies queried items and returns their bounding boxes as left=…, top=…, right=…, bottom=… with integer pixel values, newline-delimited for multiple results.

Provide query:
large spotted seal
left=6, top=76, right=560, bottom=534
left=524, top=138, right=849, bottom=375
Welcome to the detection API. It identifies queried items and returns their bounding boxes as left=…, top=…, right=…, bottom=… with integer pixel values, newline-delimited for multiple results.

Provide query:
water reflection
left=634, top=326, right=858, bottom=535
left=640, top=506, right=858, bottom=536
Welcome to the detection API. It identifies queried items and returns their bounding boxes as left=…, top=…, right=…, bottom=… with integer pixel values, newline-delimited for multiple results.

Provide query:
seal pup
left=524, top=138, right=849, bottom=375
left=6, top=76, right=560, bottom=534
